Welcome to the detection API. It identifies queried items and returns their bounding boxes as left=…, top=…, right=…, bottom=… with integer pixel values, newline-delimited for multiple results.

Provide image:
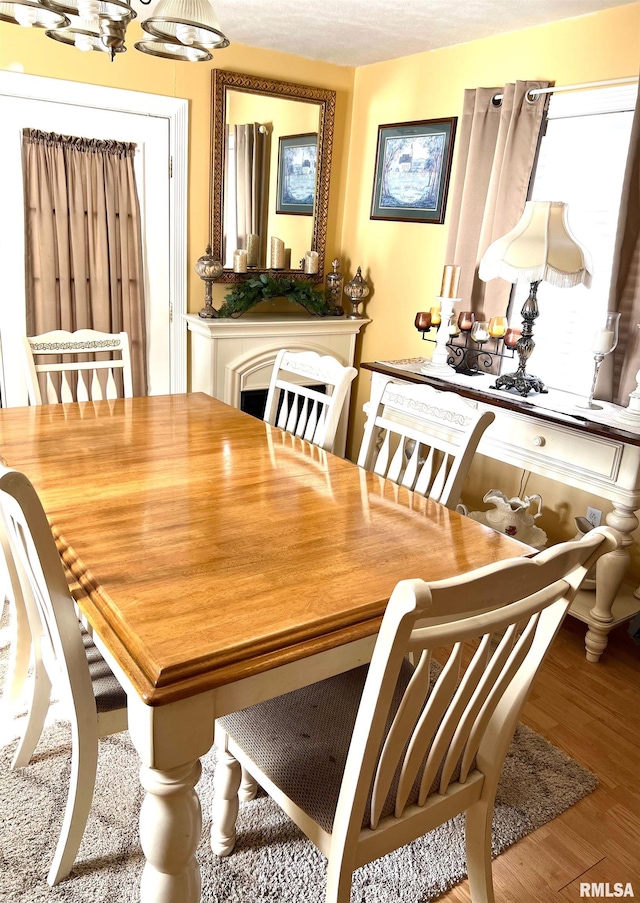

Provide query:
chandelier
left=0, top=0, right=229, bottom=61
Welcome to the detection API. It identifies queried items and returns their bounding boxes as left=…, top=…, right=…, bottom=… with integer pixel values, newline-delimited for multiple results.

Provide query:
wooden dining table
left=0, top=392, right=527, bottom=902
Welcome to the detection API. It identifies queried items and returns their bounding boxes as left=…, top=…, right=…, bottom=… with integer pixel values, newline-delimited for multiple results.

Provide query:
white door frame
left=0, top=71, right=188, bottom=394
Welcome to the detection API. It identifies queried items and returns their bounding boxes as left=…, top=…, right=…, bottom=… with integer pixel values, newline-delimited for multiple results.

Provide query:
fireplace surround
left=184, top=312, right=368, bottom=456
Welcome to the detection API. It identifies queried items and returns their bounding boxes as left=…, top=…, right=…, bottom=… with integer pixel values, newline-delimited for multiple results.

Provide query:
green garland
left=217, top=274, right=342, bottom=318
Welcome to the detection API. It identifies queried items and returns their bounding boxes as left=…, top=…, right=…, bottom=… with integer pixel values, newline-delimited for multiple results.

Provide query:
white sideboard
left=362, top=361, right=640, bottom=662
left=185, top=313, right=368, bottom=457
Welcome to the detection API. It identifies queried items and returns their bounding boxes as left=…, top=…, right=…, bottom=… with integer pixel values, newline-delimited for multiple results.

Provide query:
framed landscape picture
left=276, top=133, right=318, bottom=216
left=370, top=117, right=457, bottom=224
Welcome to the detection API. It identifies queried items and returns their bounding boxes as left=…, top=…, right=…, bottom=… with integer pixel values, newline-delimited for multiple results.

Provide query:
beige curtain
left=234, top=124, right=269, bottom=266
left=22, top=129, right=147, bottom=396
left=445, top=80, right=549, bottom=320
left=607, top=80, right=640, bottom=406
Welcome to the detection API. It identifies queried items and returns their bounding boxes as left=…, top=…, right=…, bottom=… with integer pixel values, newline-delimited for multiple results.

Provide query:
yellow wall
left=339, top=2, right=640, bottom=570
left=0, top=20, right=355, bottom=317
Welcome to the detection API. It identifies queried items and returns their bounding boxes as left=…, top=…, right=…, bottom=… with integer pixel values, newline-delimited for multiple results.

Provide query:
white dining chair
left=22, top=328, right=133, bottom=405
left=212, top=526, right=618, bottom=903
left=357, top=376, right=495, bottom=509
left=0, top=466, right=127, bottom=886
left=264, top=349, right=357, bottom=453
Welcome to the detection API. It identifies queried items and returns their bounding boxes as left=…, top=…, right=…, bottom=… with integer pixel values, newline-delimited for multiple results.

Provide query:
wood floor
left=441, top=614, right=640, bottom=902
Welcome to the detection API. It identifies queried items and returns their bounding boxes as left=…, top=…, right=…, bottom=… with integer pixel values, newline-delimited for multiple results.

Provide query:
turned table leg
left=139, top=760, right=203, bottom=903
left=585, top=503, right=638, bottom=662
left=211, top=737, right=242, bottom=856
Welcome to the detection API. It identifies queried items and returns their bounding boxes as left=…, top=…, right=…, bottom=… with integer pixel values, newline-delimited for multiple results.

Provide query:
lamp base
left=491, top=370, right=547, bottom=397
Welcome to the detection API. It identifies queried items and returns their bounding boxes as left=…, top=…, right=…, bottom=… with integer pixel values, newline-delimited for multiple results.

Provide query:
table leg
left=124, top=691, right=217, bottom=903
left=211, top=737, right=241, bottom=856
left=140, top=761, right=203, bottom=902
left=585, top=503, right=638, bottom=662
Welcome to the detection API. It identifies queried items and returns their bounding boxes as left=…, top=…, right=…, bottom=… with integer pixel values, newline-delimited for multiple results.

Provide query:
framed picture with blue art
left=276, top=133, right=318, bottom=216
left=370, top=118, right=457, bottom=224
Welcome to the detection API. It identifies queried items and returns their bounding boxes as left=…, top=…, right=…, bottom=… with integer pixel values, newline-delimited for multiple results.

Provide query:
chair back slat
left=22, top=329, right=134, bottom=405
left=76, top=370, right=89, bottom=403
left=264, top=350, right=357, bottom=453
left=357, top=378, right=495, bottom=508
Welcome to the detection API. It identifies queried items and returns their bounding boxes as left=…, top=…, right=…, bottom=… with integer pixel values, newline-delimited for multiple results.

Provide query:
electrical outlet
left=586, top=506, right=602, bottom=528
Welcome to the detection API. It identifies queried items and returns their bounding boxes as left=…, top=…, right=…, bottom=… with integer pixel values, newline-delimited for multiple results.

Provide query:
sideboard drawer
left=486, top=411, right=623, bottom=482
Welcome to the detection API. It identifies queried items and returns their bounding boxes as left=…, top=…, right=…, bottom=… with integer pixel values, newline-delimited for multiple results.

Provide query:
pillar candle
left=591, top=329, right=615, bottom=355
left=440, top=264, right=461, bottom=299
left=233, top=249, right=248, bottom=273
left=270, top=237, right=285, bottom=269
left=246, top=233, right=259, bottom=267
left=284, top=248, right=292, bottom=269
left=304, top=251, right=319, bottom=275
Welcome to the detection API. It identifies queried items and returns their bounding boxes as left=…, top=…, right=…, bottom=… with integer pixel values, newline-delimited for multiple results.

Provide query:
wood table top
left=0, top=393, right=526, bottom=705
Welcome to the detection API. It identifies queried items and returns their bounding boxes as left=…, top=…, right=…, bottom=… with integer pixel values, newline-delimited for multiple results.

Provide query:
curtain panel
left=608, top=78, right=640, bottom=406
left=226, top=124, right=269, bottom=267
left=445, top=80, right=549, bottom=321
left=22, top=129, right=147, bottom=396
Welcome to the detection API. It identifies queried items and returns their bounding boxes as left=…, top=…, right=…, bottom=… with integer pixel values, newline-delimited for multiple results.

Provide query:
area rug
left=0, top=630, right=598, bottom=902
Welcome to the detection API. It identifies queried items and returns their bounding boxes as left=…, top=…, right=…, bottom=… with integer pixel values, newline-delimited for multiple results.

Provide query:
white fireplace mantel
left=184, top=312, right=369, bottom=456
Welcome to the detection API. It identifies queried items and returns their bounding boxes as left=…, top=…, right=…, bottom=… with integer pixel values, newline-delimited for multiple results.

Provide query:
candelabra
left=416, top=311, right=520, bottom=376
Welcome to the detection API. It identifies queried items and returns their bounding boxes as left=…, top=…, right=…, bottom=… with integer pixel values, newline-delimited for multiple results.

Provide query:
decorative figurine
left=325, top=258, right=344, bottom=314
left=344, top=266, right=370, bottom=320
left=196, top=246, right=223, bottom=319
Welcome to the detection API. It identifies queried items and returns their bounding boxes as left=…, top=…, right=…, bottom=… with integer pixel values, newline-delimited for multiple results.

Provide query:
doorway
left=0, top=72, right=187, bottom=406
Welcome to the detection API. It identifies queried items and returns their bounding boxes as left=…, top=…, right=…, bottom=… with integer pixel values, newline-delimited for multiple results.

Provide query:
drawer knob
left=532, top=435, right=546, bottom=447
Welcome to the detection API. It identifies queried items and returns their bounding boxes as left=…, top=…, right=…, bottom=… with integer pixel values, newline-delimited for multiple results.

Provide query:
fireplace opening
left=241, top=384, right=327, bottom=422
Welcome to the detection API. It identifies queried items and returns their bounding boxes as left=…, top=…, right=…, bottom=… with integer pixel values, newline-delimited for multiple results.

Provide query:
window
left=508, top=84, right=637, bottom=395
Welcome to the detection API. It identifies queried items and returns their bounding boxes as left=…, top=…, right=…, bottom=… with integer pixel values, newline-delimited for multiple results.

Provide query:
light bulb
left=176, top=23, right=196, bottom=45
left=15, top=5, right=38, bottom=26
left=77, top=0, right=100, bottom=18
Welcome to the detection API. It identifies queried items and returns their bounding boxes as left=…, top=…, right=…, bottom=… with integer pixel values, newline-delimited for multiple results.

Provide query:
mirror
left=211, top=70, right=336, bottom=284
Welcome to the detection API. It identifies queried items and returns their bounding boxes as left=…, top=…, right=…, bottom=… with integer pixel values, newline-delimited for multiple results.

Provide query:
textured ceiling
left=132, top=0, right=638, bottom=67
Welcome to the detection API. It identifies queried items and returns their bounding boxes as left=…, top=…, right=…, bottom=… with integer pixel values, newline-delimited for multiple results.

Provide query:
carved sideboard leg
left=585, top=504, right=638, bottom=662
left=139, top=760, right=203, bottom=903
left=211, top=739, right=242, bottom=856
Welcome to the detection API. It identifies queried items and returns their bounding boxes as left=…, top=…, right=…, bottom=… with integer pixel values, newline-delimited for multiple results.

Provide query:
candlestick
left=420, top=296, right=458, bottom=376
left=577, top=312, right=621, bottom=410
left=270, top=236, right=285, bottom=269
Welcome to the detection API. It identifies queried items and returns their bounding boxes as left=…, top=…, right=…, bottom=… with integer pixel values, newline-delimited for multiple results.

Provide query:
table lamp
left=479, top=201, right=592, bottom=396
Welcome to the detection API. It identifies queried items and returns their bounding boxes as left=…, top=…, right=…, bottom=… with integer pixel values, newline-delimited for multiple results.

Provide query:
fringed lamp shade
left=479, top=201, right=592, bottom=289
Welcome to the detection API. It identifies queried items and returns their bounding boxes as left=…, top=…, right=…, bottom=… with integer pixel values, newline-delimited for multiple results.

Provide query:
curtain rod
left=494, top=76, right=638, bottom=103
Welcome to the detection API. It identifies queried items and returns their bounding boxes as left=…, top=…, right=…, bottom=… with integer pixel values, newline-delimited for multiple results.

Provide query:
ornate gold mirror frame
left=210, top=69, right=336, bottom=284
